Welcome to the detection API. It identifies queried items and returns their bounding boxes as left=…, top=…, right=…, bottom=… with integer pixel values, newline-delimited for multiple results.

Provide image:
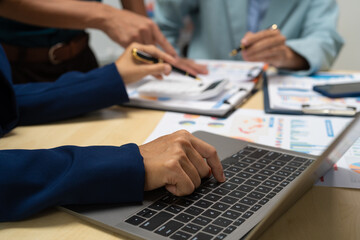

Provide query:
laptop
left=61, top=113, right=360, bottom=240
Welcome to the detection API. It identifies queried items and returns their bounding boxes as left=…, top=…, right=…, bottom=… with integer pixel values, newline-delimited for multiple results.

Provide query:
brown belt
left=1, top=33, right=89, bottom=65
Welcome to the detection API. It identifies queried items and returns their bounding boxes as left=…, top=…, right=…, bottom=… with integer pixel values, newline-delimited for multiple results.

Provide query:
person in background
left=154, top=0, right=344, bottom=75
left=0, top=42, right=225, bottom=222
left=0, top=0, right=208, bottom=83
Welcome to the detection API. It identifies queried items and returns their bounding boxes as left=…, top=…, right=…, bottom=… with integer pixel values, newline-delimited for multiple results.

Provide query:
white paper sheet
left=196, top=59, right=264, bottom=83
left=146, top=109, right=359, bottom=189
left=125, top=60, right=264, bottom=117
left=268, top=74, right=360, bottom=112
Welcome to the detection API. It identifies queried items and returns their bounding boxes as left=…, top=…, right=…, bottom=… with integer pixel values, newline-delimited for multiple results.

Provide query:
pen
left=229, top=44, right=246, bottom=57
left=229, top=24, right=278, bottom=57
left=302, top=104, right=356, bottom=116
left=132, top=48, right=201, bottom=81
left=223, top=88, right=247, bottom=105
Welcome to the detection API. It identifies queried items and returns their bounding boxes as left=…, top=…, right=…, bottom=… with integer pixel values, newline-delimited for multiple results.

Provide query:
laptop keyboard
left=125, top=145, right=315, bottom=240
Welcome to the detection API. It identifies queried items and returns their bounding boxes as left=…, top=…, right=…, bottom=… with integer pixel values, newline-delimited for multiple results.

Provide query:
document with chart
left=264, top=73, right=360, bottom=117
left=146, top=109, right=359, bottom=189
left=124, top=60, right=264, bottom=117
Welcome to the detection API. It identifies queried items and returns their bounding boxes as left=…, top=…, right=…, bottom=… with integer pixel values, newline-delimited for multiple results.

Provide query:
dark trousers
left=10, top=46, right=99, bottom=84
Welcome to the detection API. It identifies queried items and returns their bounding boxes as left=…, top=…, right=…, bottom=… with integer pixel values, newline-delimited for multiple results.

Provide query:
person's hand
left=139, top=130, right=226, bottom=196
left=173, top=57, right=209, bottom=76
left=241, top=29, right=309, bottom=70
left=100, top=7, right=177, bottom=57
left=115, top=43, right=177, bottom=84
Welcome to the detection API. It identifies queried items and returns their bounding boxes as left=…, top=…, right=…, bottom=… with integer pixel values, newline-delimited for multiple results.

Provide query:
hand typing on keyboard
left=139, top=130, right=226, bottom=196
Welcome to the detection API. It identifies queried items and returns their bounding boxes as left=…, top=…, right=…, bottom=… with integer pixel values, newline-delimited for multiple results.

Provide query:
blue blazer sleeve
left=0, top=46, right=19, bottom=137
left=0, top=144, right=145, bottom=222
left=0, top=46, right=145, bottom=222
left=14, top=63, right=129, bottom=125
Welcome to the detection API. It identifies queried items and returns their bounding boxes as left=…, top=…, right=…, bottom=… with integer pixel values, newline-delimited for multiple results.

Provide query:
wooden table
left=1, top=91, right=359, bottom=240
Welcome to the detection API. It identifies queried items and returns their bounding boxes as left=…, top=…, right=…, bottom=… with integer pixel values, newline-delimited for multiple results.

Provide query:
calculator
left=137, top=79, right=229, bottom=100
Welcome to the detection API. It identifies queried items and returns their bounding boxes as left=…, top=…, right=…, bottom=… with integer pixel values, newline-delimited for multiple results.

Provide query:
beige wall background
left=332, top=0, right=360, bottom=71
left=90, top=0, right=360, bottom=71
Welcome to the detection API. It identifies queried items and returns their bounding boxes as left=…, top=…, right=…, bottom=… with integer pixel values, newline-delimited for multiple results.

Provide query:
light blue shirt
left=155, top=0, right=344, bottom=75
left=247, top=0, right=271, bottom=32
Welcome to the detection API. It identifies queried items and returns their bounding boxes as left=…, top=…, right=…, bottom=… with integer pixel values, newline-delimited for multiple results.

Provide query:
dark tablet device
left=313, top=82, right=360, bottom=98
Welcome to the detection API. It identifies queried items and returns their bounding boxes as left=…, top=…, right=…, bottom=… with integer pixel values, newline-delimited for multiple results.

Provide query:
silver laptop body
left=61, top=113, right=360, bottom=240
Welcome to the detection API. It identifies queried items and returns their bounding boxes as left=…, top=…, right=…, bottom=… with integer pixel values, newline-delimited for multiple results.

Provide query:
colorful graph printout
left=268, top=74, right=360, bottom=112
left=146, top=109, right=350, bottom=155
left=146, top=109, right=359, bottom=189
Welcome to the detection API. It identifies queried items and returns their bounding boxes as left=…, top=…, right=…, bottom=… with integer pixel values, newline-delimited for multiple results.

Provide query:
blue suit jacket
left=0, top=46, right=145, bottom=221
left=155, top=0, right=344, bottom=75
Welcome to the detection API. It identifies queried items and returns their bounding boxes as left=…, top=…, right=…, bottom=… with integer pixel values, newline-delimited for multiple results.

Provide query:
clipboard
left=263, top=73, right=359, bottom=117
left=124, top=78, right=260, bottom=117
left=123, top=60, right=265, bottom=117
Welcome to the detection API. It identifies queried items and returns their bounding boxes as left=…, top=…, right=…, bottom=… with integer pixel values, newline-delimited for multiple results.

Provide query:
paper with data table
left=146, top=109, right=360, bottom=189
left=124, top=60, right=264, bottom=117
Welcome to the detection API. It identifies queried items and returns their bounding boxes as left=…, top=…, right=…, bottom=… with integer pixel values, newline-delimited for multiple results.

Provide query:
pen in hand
left=229, top=24, right=278, bottom=57
left=229, top=45, right=246, bottom=57
left=132, top=48, right=201, bottom=81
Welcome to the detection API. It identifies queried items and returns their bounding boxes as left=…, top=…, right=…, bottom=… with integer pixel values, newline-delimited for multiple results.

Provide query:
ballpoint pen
left=229, top=44, right=246, bottom=57
left=229, top=24, right=278, bottom=57
left=302, top=104, right=356, bottom=116
left=132, top=48, right=201, bottom=81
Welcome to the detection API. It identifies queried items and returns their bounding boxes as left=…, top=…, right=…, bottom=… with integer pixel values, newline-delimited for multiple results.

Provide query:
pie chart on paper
left=349, top=163, right=360, bottom=174
left=207, top=122, right=224, bottom=128
left=179, top=120, right=196, bottom=126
